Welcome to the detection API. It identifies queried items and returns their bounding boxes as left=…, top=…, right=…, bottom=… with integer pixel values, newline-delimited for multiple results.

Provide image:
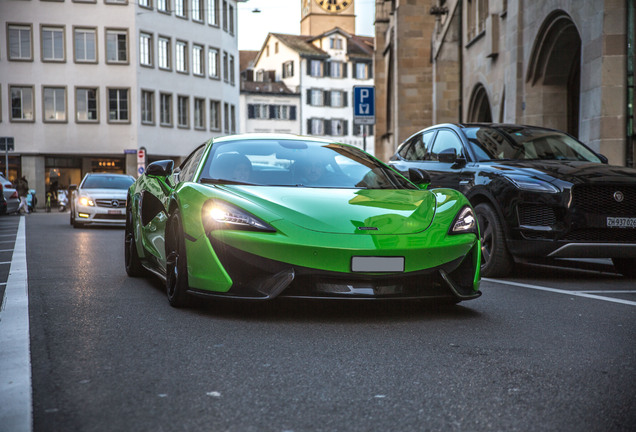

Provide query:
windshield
left=464, top=126, right=602, bottom=162
left=81, top=175, right=135, bottom=190
left=199, top=139, right=416, bottom=190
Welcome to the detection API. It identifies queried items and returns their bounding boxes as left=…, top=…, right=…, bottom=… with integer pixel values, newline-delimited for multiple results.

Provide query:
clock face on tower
left=315, top=0, right=353, bottom=13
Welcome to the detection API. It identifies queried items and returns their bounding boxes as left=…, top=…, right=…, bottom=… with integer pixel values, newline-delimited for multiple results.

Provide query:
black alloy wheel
left=124, top=200, right=144, bottom=277
left=165, top=211, right=191, bottom=307
left=475, top=203, right=513, bottom=278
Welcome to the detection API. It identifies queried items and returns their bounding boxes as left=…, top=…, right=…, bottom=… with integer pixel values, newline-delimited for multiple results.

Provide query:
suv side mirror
left=146, top=160, right=174, bottom=177
left=408, top=168, right=431, bottom=188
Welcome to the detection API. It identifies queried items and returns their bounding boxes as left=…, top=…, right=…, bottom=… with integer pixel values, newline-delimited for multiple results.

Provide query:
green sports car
left=125, top=134, right=481, bottom=307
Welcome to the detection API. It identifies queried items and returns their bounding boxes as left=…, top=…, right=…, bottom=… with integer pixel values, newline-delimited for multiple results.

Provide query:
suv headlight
left=449, top=206, right=477, bottom=235
left=506, top=175, right=559, bottom=193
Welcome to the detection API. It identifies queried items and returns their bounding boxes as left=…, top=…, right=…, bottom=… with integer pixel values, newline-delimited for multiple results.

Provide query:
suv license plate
left=108, top=209, right=122, bottom=215
left=607, top=217, right=636, bottom=228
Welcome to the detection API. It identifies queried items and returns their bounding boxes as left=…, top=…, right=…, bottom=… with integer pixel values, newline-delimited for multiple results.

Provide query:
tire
left=165, top=211, right=191, bottom=308
left=475, top=203, right=513, bottom=277
left=612, top=258, right=636, bottom=278
left=124, top=201, right=144, bottom=277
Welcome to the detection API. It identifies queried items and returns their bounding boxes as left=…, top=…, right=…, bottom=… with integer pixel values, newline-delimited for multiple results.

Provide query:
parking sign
left=353, top=86, right=375, bottom=125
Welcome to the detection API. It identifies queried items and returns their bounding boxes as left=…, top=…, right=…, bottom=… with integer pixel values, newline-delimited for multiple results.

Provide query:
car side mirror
left=69, top=184, right=77, bottom=192
left=408, top=168, right=431, bottom=188
left=598, top=153, right=609, bottom=164
left=146, top=160, right=174, bottom=178
left=437, top=148, right=458, bottom=164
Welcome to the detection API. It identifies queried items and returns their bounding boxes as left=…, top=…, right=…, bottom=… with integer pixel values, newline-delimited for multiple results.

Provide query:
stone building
left=375, top=0, right=635, bottom=167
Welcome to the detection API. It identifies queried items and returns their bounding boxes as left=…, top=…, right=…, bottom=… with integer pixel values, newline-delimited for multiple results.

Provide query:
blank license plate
left=108, top=209, right=122, bottom=215
left=607, top=217, right=636, bottom=228
left=351, top=256, right=404, bottom=273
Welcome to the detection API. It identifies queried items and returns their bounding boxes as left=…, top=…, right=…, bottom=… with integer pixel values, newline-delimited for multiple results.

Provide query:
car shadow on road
left=506, top=259, right=624, bottom=282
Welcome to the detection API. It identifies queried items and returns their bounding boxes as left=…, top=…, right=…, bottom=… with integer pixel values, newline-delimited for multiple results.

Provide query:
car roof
left=212, top=133, right=336, bottom=145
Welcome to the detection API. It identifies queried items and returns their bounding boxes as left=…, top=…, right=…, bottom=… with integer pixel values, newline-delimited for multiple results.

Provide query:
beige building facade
left=375, top=0, right=635, bottom=167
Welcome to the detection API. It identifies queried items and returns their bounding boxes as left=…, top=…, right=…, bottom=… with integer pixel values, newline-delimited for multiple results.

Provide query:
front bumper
left=75, top=204, right=126, bottom=225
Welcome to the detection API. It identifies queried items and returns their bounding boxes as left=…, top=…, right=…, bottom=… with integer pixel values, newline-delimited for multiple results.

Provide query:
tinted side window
left=179, top=145, right=206, bottom=182
left=402, top=131, right=435, bottom=161
left=430, top=130, right=465, bottom=161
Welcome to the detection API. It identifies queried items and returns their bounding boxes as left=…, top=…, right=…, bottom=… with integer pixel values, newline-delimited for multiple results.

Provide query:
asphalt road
left=3, top=212, right=636, bottom=431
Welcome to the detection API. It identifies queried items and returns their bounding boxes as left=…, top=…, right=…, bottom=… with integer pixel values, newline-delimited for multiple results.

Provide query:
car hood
left=483, top=160, right=636, bottom=185
left=78, top=188, right=129, bottom=198
left=217, top=186, right=437, bottom=235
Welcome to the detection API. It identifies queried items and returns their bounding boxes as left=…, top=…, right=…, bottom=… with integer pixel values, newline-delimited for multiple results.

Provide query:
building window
left=309, top=89, right=324, bottom=106
left=208, top=47, right=220, bottom=78
left=192, top=0, right=203, bottom=22
left=141, top=90, right=154, bottom=125
left=194, top=98, right=205, bottom=129
left=355, top=62, right=370, bottom=79
left=193, top=44, right=204, bottom=76
left=310, top=59, right=323, bottom=77
left=353, top=124, right=374, bottom=136
left=330, top=37, right=342, bottom=50
left=43, top=87, right=67, bottom=122
left=108, top=88, right=129, bottom=122
left=74, top=27, right=97, bottom=63
left=331, top=90, right=346, bottom=107
left=10, top=86, right=34, bottom=121
left=222, top=0, right=228, bottom=32
left=76, top=87, right=98, bottom=122
left=330, top=119, right=347, bottom=136
left=223, top=102, right=229, bottom=133
left=160, top=93, right=172, bottom=126
left=229, top=54, right=235, bottom=85
left=209, top=100, right=220, bottom=130
left=8, top=24, right=32, bottom=61
left=139, top=0, right=151, bottom=8
left=222, top=51, right=229, bottom=82
left=177, top=95, right=189, bottom=128
left=157, top=0, right=168, bottom=13
left=41, top=26, right=65, bottom=62
left=228, top=4, right=235, bottom=35
left=175, top=0, right=187, bottom=18
left=282, top=61, right=294, bottom=78
left=176, top=40, right=188, bottom=73
left=207, top=0, right=218, bottom=26
left=230, top=104, right=236, bottom=133
left=329, top=61, right=344, bottom=78
left=467, top=0, right=489, bottom=40
left=106, top=29, right=128, bottom=63
left=139, top=32, right=153, bottom=67
left=310, top=118, right=324, bottom=135
left=158, top=36, right=171, bottom=70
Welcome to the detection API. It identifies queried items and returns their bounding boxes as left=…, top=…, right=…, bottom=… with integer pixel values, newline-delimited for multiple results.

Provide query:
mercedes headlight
left=79, top=196, right=95, bottom=206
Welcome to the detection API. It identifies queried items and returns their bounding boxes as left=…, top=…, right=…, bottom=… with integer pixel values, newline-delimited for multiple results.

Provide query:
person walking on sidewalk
left=16, top=176, right=30, bottom=214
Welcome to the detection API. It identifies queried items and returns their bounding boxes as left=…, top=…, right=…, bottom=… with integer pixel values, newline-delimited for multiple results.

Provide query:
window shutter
left=291, top=61, right=294, bottom=77
left=343, top=120, right=348, bottom=136
left=306, top=59, right=311, bottom=75
left=343, top=92, right=348, bottom=107
left=368, top=62, right=373, bottom=79
left=324, top=61, right=330, bottom=77
left=307, top=119, right=312, bottom=134
left=290, top=106, right=297, bottom=120
left=343, top=63, right=348, bottom=78
left=324, top=120, right=332, bottom=136
left=306, top=89, right=311, bottom=105
left=247, top=104, right=255, bottom=119
left=324, top=91, right=331, bottom=107
left=269, top=105, right=275, bottom=119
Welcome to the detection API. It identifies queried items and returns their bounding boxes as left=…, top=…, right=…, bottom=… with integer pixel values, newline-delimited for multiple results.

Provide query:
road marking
left=579, top=290, right=636, bottom=294
left=0, top=262, right=13, bottom=265
left=484, top=278, right=636, bottom=306
left=0, top=216, right=32, bottom=432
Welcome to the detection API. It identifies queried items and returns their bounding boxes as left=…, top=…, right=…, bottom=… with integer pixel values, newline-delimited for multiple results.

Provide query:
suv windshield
left=464, top=126, right=602, bottom=162
left=81, top=175, right=134, bottom=189
left=199, top=139, right=416, bottom=190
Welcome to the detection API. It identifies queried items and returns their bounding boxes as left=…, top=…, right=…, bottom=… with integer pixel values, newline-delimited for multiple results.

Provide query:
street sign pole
left=0, top=137, right=15, bottom=177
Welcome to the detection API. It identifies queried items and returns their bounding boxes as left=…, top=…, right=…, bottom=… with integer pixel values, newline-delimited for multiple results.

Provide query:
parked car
left=125, top=134, right=481, bottom=308
left=70, top=173, right=135, bottom=228
left=389, top=123, right=636, bottom=278
left=0, top=173, right=21, bottom=214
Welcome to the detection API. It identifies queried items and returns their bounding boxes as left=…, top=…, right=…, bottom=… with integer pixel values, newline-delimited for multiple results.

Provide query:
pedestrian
left=16, top=175, right=30, bottom=214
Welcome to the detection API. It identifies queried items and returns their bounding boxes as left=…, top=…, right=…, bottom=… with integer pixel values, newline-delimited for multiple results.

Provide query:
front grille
left=563, top=228, right=636, bottom=242
left=518, top=204, right=557, bottom=226
left=93, top=213, right=125, bottom=220
left=572, top=185, right=636, bottom=216
left=95, top=199, right=126, bottom=208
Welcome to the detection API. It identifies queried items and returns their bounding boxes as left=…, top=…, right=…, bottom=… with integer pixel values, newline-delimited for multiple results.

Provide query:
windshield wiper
left=200, top=178, right=258, bottom=186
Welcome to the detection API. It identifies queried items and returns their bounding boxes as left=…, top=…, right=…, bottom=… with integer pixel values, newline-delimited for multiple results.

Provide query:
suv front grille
left=572, top=185, right=636, bottom=217
left=563, top=228, right=636, bottom=242
left=518, top=204, right=557, bottom=226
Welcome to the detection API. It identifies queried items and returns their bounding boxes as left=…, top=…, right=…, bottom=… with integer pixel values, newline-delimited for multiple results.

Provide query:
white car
left=0, top=174, right=21, bottom=214
left=70, top=173, right=135, bottom=228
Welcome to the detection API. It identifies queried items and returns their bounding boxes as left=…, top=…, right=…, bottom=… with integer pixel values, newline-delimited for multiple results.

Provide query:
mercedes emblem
left=112, top=199, right=120, bottom=207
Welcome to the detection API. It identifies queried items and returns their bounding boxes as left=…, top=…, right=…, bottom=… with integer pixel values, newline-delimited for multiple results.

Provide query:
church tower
left=300, top=0, right=356, bottom=36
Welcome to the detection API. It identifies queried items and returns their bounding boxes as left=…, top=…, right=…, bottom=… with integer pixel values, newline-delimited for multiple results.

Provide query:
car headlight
left=202, top=200, right=275, bottom=233
left=506, top=175, right=559, bottom=193
left=79, top=196, right=94, bottom=206
left=449, top=206, right=477, bottom=235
